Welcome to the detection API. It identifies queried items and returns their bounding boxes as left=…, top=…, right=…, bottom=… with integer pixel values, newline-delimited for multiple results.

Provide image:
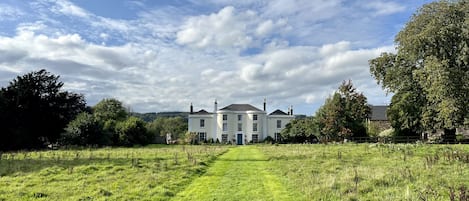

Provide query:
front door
left=237, top=134, right=243, bottom=145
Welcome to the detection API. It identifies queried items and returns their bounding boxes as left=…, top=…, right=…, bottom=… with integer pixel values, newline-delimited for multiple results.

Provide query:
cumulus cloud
left=0, top=0, right=416, bottom=114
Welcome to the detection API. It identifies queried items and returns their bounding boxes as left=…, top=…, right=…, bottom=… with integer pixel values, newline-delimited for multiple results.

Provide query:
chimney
left=214, top=99, right=218, bottom=113
left=263, top=98, right=266, bottom=111
left=290, top=105, right=293, bottom=116
left=287, top=106, right=291, bottom=115
left=190, top=103, right=193, bottom=114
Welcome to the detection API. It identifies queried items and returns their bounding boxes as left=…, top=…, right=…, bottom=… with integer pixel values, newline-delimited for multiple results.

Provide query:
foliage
left=0, top=69, right=85, bottom=150
left=146, top=117, right=188, bottom=140
left=61, top=112, right=104, bottom=146
left=114, top=116, right=150, bottom=146
left=315, top=80, right=371, bottom=140
left=93, top=98, right=128, bottom=122
left=280, top=117, right=318, bottom=143
left=369, top=0, right=469, bottom=138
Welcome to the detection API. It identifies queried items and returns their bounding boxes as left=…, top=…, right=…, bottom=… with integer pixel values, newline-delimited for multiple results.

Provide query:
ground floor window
left=198, top=132, right=206, bottom=142
left=252, top=134, right=259, bottom=143
left=222, top=134, right=228, bottom=143
left=274, top=133, right=281, bottom=141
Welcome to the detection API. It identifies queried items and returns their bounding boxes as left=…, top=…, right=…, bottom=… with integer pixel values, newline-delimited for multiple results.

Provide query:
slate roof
left=370, top=106, right=388, bottom=121
left=219, top=104, right=263, bottom=111
left=192, top=109, right=212, bottom=115
left=269, top=109, right=288, bottom=115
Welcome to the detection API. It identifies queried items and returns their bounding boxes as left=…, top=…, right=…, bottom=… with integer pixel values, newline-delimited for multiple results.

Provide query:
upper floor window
left=237, top=123, right=242, bottom=131
left=238, top=115, right=242, bottom=121
left=223, top=123, right=228, bottom=131
left=223, top=114, right=227, bottom=121
left=276, top=120, right=281, bottom=128
left=253, top=123, right=258, bottom=132
left=253, top=114, right=258, bottom=121
left=200, top=119, right=205, bottom=128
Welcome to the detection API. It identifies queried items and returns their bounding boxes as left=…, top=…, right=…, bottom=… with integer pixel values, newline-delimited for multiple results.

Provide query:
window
left=276, top=120, right=282, bottom=128
left=223, top=123, right=228, bottom=131
left=274, top=133, right=281, bottom=141
left=238, top=115, right=242, bottom=121
left=252, top=134, right=259, bottom=143
left=223, top=114, right=227, bottom=121
left=198, top=132, right=206, bottom=142
left=237, top=123, right=242, bottom=131
left=200, top=119, right=205, bottom=128
left=222, top=134, right=228, bottom=143
left=253, top=114, right=258, bottom=121
left=253, top=123, right=258, bottom=132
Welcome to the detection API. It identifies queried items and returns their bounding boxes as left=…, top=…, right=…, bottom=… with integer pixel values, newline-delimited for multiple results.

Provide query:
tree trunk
left=442, top=128, right=456, bottom=143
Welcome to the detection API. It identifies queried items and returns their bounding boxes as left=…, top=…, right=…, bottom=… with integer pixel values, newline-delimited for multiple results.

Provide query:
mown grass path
left=173, top=146, right=298, bottom=201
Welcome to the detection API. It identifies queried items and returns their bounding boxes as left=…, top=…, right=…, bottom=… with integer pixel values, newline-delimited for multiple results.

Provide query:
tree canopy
left=0, top=69, right=85, bottom=150
left=369, top=0, right=469, bottom=139
left=314, top=80, right=371, bottom=140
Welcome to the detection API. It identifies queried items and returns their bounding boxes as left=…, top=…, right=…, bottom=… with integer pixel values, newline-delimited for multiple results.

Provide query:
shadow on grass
left=0, top=158, right=144, bottom=177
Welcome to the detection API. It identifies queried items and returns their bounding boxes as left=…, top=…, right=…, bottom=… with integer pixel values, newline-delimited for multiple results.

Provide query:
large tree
left=369, top=0, right=469, bottom=140
left=0, top=69, right=85, bottom=150
left=315, top=80, right=371, bottom=141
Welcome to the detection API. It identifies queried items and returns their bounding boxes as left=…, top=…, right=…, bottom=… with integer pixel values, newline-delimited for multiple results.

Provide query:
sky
left=0, top=0, right=436, bottom=115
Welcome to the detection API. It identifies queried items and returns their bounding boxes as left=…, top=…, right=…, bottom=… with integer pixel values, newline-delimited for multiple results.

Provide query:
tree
left=146, top=117, right=188, bottom=140
left=93, top=98, right=127, bottom=122
left=369, top=0, right=469, bottom=141
left=315, top=80, right=371, bottom=141
left=280, top=117, right=318, bottom=143
left=61, top=112, right=104, bottom=146
left=92, top=98, right=128, bottom=145
left=115, top=116, right=149, bottom=146
left=0, top=69, right=85, bottom=150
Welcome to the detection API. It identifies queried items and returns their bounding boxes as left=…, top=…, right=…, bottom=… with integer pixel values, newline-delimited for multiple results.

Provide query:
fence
left=348, top=136, right=469, bottom=144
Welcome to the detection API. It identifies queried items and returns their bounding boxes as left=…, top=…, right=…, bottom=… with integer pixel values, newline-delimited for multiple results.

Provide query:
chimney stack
left=263, top=98, right=266, bottom=111
left=214, top=99, right=218, bottom=113
left=190, top=103, right=193, bottom=114
left=290, top=105, right=293, bottom=116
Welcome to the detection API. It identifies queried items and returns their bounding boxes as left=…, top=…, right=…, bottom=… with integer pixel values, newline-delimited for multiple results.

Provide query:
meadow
left=0, top=145, right=228, bottom=201
left=0, top=144, right=468, bottom=200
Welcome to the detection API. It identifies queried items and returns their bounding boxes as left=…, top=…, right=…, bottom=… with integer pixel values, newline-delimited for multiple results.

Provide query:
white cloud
left=52, top=0, right=90, bottom=18
left=0, top=0, right=420, bottom=113
left=365, top=1, right=406, bottom=16
left=0, top=4, right=24, bottom=20
left=176, top=6, right=258, bottom=50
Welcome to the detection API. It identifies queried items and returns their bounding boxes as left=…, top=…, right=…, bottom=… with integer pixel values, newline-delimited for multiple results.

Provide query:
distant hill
left=131, top=112, right=189, bottom=122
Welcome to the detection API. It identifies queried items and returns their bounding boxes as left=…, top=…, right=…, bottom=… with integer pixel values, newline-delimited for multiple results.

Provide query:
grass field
left=0, top=144, right=468, bottom=200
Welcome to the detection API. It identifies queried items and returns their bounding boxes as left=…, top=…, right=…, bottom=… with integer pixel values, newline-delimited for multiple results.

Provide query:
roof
left=370, top=106, right=388, bottom=121
left=269, top=109, right=288, bottom=115
left=219, top=104, right=262, bottom=112
left=192, top=109, right=212, bottom=115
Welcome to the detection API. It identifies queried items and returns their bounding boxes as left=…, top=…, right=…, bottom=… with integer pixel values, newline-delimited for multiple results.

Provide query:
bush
left=263, top=136, right=275, bottom=144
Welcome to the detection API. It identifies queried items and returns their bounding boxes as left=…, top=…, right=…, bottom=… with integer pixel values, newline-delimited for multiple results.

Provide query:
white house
left=188, top=100, right=294, bottom=145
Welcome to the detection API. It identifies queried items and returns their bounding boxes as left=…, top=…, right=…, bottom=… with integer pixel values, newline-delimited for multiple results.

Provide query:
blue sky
left=0, top=0, right=435, bottom=115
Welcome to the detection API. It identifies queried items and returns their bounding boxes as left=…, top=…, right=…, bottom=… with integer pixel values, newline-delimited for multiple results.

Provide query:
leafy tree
left=92, top=98, right=128, bottom=145
left=315, top=80, right=371, bottom=141
left=146, top=117, right=188, bottom=140
left=369, top=0, right=469, bottom=141
left=115, top=116, right=149, bottom=146
left=61, top=112, right=105, bottom=146
left=0, top=69, right=85, bottom=150
left=280, top=117, right=318, bottom=143
left=93, top=98, right=127, bottom=122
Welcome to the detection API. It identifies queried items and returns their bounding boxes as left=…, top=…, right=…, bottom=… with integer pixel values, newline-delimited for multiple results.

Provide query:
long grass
left=0, top=145, right=228, bottom=201
left=259, top=143, right=469, bottom=201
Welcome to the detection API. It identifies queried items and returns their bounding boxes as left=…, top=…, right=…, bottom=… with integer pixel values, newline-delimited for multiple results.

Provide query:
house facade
left=188, top=100, right=294, bottom=145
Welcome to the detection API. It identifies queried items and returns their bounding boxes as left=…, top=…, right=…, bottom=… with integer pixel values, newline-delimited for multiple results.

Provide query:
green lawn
left=173, top=146, right=301, bottom=201
left=0, top=144, right=468, bottom=200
